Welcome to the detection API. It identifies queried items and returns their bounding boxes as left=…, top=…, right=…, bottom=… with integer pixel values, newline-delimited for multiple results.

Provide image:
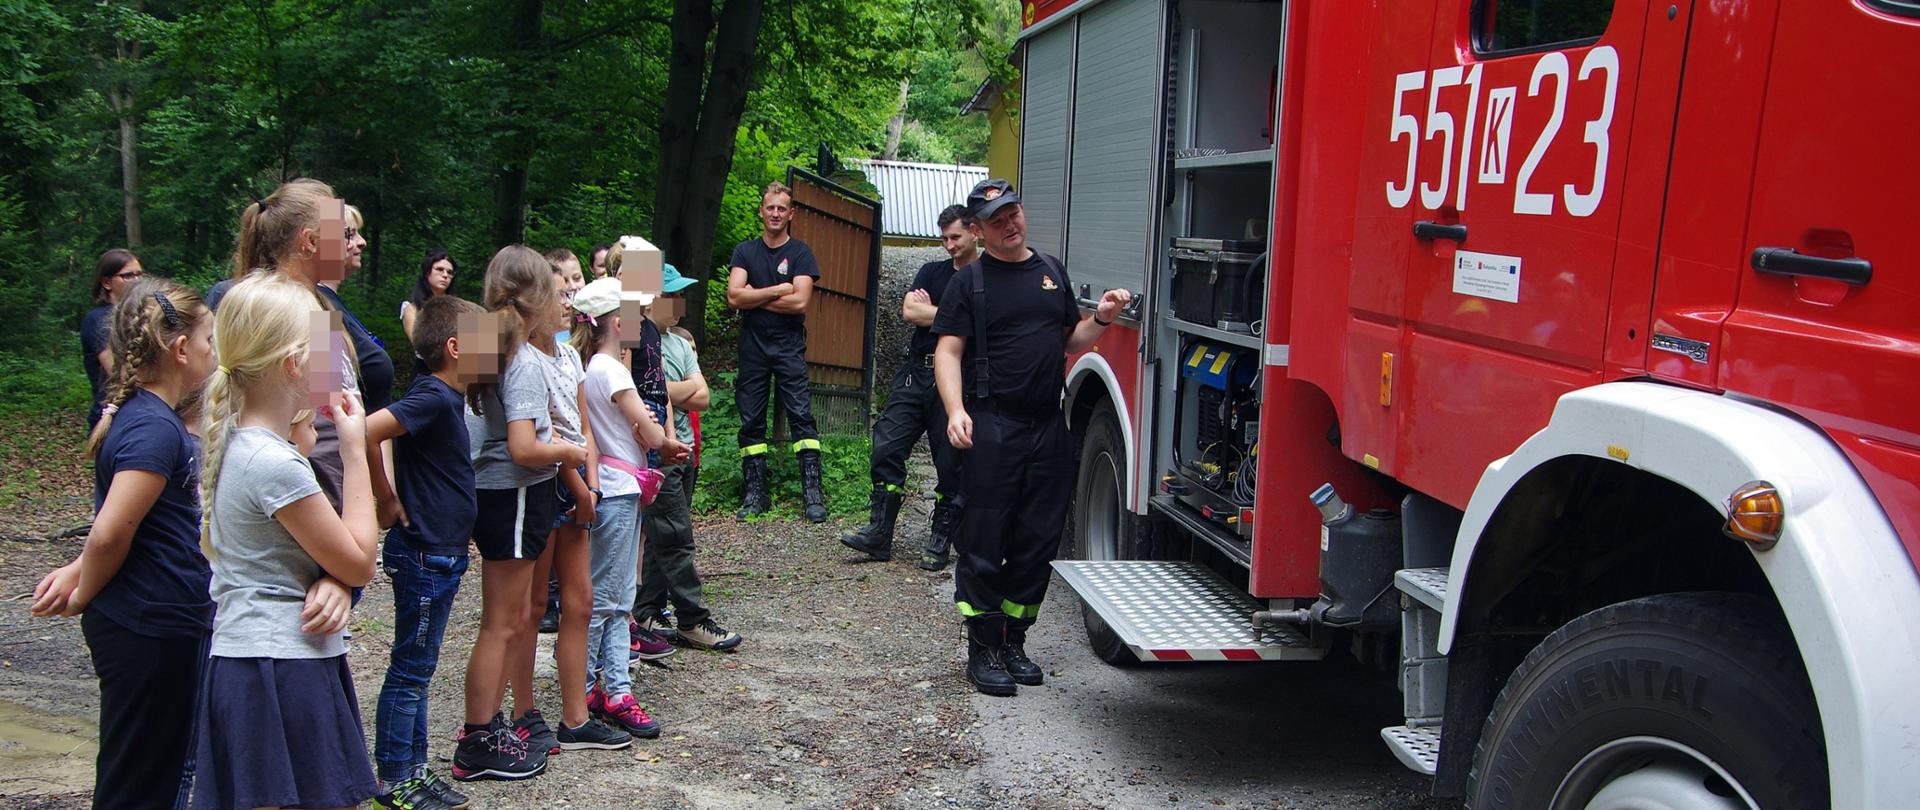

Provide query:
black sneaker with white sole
left=556, top=717, right=633, bottom=750
left=451, top=715, right=546, bottom=781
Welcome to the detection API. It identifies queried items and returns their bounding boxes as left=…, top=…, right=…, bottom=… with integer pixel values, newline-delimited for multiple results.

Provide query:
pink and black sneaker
left=451, top=715, right=546, bottom=781
left=629, top=621, right=676, bottom=661
left=602, top=693, right=661, bottom=739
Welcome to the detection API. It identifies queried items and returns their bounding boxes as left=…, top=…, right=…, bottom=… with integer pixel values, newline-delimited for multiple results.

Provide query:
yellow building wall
left=987, top=93, right=1020, bottom=186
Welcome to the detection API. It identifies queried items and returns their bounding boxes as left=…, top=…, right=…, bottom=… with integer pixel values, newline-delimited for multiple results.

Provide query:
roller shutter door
left=1019, top=23, right=1075, bottom=260
left=1064, top=0, right=1162, bottom=295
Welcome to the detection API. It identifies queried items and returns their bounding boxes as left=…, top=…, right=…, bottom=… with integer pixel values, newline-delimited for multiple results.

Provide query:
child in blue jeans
left=363, top=295, right=487, bottom=809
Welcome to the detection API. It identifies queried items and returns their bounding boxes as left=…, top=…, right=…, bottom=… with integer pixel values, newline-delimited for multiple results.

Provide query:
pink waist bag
left=599, top=455, right=664, bottom=506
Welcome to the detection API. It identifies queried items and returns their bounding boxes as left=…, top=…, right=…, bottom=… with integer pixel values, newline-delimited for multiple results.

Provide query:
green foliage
left=0, top=349, right=92, bottom=418
left=689, top=371, right=870, bottom=520
left=0, top=0, right=1010, bottom=415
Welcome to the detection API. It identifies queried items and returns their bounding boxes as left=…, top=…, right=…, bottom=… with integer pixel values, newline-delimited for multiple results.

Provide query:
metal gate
left=785, top=166, right=881, bottom=435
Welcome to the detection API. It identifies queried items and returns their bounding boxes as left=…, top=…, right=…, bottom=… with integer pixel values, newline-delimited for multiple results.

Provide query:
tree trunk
left=491, top=0, right=545, bottom=247
left=880, top=79, right=910, bottom=161
left=110, top=88, right=143, bottom=248
left=109, top=32, right=144, bottom=248
left=654, top=0, right=718, bottom=346
left=653, top=0, right=764, bottom=349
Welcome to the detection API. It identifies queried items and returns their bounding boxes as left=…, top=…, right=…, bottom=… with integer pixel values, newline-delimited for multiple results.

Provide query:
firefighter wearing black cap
left=933, top=178, right=1132, bottom=695
left=727, top=181, right=829, bottom=522
left=841, top=204, right=973, bottom=569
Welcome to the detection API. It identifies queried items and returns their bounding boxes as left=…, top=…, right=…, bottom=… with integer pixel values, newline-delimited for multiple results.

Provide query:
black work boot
left=735, top=455, right=771, bottom=520
left=919, top=499, right=959, bottom=571
left=964, top=613, right=1018, bottom=696
left=797, top=449, right=828, bottom=523
left=840, top=486, right=903, bottom=561
left=1003, top=620, right=1044, bottom=686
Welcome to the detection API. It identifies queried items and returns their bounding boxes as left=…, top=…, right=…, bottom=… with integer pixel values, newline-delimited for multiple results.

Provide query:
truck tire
left=1468, top=592, right=1827, bottom=810
left=1069, top=402, right=1137, bottom=665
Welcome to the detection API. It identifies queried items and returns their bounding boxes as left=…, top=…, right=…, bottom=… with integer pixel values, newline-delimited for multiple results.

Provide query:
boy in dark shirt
left=363, top=295, right=486, bottom=808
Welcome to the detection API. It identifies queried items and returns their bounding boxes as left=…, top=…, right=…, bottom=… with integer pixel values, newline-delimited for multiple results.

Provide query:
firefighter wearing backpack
left=725, top=181, right=829, bottom=523
left=932, top=179, right=1132, bottom=696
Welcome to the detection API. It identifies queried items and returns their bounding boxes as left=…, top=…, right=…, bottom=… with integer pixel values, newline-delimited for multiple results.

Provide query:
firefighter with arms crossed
left=726, top=181, right=830, bottom=522
left=841, top=204, right=972, bottom=569
left=933, top=179, right=1131, bottom=695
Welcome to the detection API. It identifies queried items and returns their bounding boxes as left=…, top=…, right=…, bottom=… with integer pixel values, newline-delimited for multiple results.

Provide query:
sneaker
left=637, top=613, right=682, bottom=645
left=418, top=769, right=468, bottom=809
left=629, top=625, right=676, bottom=661
left=513, top=709, right=560, bottom=755
left=602, top=693, right=661, bottom=738
left=556, top=717, right=633, bottom=750
left=451, top=716, right=546, bottom=781
left=678, top=617, right=743, bottom=652
left=373, top=777, right=451, bottom=810
left=539, top=607, right=560, bottom=634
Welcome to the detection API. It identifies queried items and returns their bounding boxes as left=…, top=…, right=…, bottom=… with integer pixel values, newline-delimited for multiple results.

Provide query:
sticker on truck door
left=1452, top=250, right=1522, bottom=303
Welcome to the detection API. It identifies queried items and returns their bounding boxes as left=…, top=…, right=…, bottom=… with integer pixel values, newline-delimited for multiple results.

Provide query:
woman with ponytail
left=190, top=272, right=379, bottom=809
left=32, top=279, right=215, bottom=809
left=206, top=179, right=394, bottom=514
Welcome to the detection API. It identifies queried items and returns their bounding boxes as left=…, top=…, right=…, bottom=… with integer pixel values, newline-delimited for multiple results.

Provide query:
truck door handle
left=1750, top=247, right=1872, bottom=286
left=1413, top=221, right=1467, bottom=243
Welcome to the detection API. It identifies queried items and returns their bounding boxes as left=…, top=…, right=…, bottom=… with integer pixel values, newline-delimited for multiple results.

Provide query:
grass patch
left=690, top=370, right=871, bottom=519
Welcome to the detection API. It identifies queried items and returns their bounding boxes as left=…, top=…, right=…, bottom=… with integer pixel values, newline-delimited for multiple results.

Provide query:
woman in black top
left=81, top=248, right=144, bottom=428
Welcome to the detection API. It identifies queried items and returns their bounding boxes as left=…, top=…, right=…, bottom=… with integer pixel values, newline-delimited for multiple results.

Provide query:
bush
left=689, top=370, right=871, bottom=520
left=0, top=347, right=92, bottom=417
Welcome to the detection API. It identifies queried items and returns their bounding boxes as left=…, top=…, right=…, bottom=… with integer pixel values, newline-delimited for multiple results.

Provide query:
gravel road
left=0, top=247, right=1456, bottom=808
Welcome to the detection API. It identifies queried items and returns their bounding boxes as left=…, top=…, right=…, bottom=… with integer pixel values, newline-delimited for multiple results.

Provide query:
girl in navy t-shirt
left=32, top=279, right=216, bottom=809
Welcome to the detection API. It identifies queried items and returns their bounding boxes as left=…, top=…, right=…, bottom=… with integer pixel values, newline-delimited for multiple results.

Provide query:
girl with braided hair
left=190, top=271, right=380, bottom=809
left=32, top=278, right=215, bottom=808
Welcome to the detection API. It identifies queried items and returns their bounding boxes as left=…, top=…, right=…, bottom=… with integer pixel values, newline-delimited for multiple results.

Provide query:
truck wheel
left=1468, top=592, right=1826, bottom=810
left=1070, top=403, right=1137, bottom=664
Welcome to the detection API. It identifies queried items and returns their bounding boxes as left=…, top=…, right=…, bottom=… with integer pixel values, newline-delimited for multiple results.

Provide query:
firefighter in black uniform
left=933, top=179, right=1131, bottom=696
left=841, top=204, right=973, bottom=569
left=727, top=181, right=829, bottom=522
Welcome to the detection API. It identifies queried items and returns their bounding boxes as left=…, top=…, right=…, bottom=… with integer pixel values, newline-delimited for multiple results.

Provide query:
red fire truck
left=1018, top=0, right=1920, bottom=806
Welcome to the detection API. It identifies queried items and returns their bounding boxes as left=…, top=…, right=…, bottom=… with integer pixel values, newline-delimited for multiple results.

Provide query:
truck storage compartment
left=1170, top=237, right=1265, bottom=332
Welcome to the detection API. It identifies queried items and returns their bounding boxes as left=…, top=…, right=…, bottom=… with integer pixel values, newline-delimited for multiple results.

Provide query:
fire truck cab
left=1019, top=0, right=1920, bottom=806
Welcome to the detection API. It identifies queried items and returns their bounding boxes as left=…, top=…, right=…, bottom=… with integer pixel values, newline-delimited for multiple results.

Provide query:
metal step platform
left=1381, top=725, right=1441, bottom=775
left=1052, top=560, right=1326, bottom=662
left=1394, top=566, right=1450, bottom=612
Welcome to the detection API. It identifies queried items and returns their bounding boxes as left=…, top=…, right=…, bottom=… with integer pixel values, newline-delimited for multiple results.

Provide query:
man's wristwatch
left=587, top=487, right=603, bottom=504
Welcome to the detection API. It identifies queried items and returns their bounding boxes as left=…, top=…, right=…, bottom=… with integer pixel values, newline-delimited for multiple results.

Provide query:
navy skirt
left=191, top=655, right=377, bottom=809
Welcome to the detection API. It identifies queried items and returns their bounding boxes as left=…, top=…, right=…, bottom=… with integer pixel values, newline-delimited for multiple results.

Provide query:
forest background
left=0, top=0, right=1019, bottom=424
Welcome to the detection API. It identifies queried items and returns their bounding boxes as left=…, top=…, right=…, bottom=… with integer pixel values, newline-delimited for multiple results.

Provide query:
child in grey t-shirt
left=192, top=270, right=382, bottom=809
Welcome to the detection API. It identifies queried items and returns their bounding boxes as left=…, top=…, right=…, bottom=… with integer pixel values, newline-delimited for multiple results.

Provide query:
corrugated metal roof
left=850, top=159, right=989, bottom=240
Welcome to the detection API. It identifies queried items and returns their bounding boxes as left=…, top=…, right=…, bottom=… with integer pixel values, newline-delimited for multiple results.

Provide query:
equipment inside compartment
left=1173, top=340, right=1260, bottom=530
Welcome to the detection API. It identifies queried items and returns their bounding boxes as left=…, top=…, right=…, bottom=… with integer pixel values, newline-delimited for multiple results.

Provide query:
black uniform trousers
left=952, top=404, right=1074, bottom=623
left=736, top=327, right=819, bottom=453
left=869, top=357, right=959, bottom=498
left=636, top=461, right=710, bottom=627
